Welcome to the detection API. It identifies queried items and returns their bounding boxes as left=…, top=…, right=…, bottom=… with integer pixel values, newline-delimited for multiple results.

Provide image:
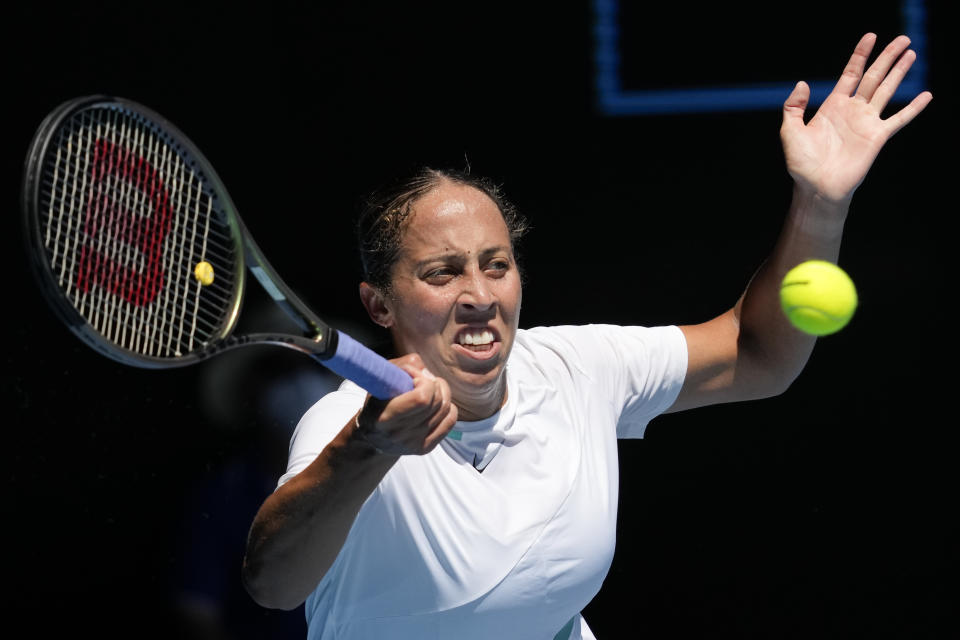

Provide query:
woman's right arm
left=241, top=355, right=457, bottom=611
left=241, top=413, right=398, bottom=610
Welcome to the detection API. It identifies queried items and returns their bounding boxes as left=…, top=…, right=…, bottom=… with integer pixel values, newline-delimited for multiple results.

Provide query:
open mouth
left=455, top=327, right=499, bottom=352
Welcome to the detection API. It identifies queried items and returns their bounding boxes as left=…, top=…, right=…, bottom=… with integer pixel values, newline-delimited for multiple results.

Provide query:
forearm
left=242, top=412, right=399, bottom=610
left=736, top=184, right=849, bottom=392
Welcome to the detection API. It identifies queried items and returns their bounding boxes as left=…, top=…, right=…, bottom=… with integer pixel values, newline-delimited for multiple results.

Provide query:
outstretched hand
left=780, top=33, right=932, bottom=206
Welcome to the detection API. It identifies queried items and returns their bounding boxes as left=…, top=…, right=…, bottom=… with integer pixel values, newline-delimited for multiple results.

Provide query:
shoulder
left=511, top=325, right=688, bottom=437
left=299, top=379, right=368, bottom=423
left=277, top=380, right=367, bottom=487
left=294, top=379, right=367, bottom=443
left=515, top=324, right=687, bottom=399
left=514, top=324, right=686, bottom=371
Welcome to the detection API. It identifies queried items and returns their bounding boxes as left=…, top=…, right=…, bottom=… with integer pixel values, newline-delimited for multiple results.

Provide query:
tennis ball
left=194, top=261, right=215, bottom=286
left=780, top=260, right=857, bottom=336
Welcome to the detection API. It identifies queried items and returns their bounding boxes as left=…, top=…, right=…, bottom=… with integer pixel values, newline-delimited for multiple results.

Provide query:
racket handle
left=320, top=331, right=414, bottom=400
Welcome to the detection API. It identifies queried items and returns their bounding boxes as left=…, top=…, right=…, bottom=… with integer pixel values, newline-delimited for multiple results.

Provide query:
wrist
left=351, top=412, right=385, bottom=454
left=344, top=408, right=406, bottom=463
left=324, top=410, right=394, bottom=463
left=788, top=184, right=849, bottom=241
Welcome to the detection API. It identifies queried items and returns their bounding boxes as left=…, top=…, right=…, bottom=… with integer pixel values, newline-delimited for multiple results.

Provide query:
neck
left=453, top=374, right=508, bottom=422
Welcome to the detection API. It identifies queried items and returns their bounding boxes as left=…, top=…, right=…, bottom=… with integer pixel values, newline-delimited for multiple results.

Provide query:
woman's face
left=372, top=180, right=522, bottom=419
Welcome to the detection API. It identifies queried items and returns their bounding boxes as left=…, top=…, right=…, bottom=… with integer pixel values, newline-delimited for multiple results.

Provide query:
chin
left=451, top=362, right=505, bottom=391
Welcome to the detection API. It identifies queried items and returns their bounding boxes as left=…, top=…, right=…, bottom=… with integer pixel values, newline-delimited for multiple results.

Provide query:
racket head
left=22, top=96, right=247, bottom=368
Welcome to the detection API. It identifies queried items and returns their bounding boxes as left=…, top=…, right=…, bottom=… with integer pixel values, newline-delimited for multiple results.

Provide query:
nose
left=458, top=270, right=494, bottom=312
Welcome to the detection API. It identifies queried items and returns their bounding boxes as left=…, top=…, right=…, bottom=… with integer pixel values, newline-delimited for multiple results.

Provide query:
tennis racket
left=21, top=95, right=413, bottom=400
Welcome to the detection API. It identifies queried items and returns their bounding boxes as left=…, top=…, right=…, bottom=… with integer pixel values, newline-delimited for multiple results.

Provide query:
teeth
left=459, top=330, right=494, bottom=345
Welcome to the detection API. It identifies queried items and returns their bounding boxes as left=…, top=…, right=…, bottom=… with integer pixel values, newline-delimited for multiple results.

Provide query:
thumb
left=782, top=81, right=810, bottom=129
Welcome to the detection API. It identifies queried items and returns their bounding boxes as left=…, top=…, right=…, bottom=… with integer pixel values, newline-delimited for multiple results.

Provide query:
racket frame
left=21, top=95, right=337, bottom=369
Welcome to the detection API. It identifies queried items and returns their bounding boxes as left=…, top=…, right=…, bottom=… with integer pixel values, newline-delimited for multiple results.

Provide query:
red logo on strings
left=76, top=138, right=173, bottom=306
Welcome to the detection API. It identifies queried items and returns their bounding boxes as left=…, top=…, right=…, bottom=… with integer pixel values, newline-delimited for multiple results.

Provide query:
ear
left=359, top=282, right=393, bottom=328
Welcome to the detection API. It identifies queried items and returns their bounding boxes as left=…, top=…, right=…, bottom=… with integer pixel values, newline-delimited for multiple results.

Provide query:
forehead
left=401, top=182, right=510, bottom=254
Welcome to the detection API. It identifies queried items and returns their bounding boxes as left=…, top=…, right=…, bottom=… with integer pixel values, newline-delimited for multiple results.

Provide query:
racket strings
left=38, top=106, right=239, bottom=359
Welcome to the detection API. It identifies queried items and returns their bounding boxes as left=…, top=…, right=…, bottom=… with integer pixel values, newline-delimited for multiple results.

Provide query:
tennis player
left=242, top=34, right=930, bottom=639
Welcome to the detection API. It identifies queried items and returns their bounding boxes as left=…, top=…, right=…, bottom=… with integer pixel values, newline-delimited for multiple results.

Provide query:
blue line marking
left=594, top=0, right=928, bottom=115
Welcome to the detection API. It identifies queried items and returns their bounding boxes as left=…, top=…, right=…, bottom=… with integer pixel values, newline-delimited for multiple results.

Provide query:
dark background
left=4, top=1, right=956, bottom=638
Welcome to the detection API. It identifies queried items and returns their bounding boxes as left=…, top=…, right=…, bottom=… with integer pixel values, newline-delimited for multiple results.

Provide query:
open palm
left=780, top=34, right=932, bottom=205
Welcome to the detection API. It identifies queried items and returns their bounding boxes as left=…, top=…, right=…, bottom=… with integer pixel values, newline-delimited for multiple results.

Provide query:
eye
left=423, top=267, right=458, bottom=285
left=485, top=259, right=511, bottom=277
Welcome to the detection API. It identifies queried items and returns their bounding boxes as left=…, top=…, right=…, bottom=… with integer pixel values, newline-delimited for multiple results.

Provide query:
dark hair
left=356, top=167, right=529, bottom=292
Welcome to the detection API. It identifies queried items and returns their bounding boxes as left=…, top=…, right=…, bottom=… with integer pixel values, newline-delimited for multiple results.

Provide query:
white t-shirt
left=278, top=324, right=688, bottom=639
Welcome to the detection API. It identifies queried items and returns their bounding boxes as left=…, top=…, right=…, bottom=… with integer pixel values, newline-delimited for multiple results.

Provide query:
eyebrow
left=413, top=245, right=513, bottom=269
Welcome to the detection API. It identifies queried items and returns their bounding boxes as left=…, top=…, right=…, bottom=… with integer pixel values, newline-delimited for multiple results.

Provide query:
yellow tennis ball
left=780, top=260, right=858, bottom=336
left=194, top=261, right=215, bottom=286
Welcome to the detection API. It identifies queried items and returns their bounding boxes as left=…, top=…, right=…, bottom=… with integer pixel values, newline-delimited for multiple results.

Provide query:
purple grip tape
left=321, top=331, right=414, bottom=399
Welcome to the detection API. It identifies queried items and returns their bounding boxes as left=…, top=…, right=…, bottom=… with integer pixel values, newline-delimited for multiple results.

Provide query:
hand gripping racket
left=21, top=95, right=414, bottom=400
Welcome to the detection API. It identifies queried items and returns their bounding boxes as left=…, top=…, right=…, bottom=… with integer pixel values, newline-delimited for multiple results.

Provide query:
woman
left=242, top=34, right=931, bottom=639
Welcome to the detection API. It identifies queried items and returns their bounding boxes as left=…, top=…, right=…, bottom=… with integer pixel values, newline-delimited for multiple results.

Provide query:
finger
left=369, top=372, right=434, bottom=428
left=363, top=386, right=436, bottom=453
left=434, top=374, right=451, bottom=413
left=402, top=374, right=439, bottom=420
left=422, top=374, right=442, bottom=409
left=883, top=90, right=933, bottom=137
left=833, top=33, right=877, bottom=97
left=420, top=375, right=449, bottom=425
left=870, top=48, right=916, bottom=112
left=856, top=35, right=912, bottom=102
left=413, top=378, right=455, bottom=452
left=781, top=81, right=810, bottom=130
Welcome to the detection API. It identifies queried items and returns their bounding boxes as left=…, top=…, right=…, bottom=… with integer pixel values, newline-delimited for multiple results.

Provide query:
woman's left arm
left=669, top=33, right=932, bottom=413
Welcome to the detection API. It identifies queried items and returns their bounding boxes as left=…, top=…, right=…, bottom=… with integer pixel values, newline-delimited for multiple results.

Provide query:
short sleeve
left=276, top=379, right=367, bottom=488
left=521, top=325, right=687, bottom=439
left=610, top=325, right=687, bottom=438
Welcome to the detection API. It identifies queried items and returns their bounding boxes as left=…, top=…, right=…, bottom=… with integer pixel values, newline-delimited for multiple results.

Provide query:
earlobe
left=359, top=282, right=393, bottom=328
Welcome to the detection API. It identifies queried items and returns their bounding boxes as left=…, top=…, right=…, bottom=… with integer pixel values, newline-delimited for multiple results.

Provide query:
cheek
left=497, top=277, right=523, bottom=320
left=412, top=307, right=447, bottom=333
left=397, top=289, right=457, bottom=334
